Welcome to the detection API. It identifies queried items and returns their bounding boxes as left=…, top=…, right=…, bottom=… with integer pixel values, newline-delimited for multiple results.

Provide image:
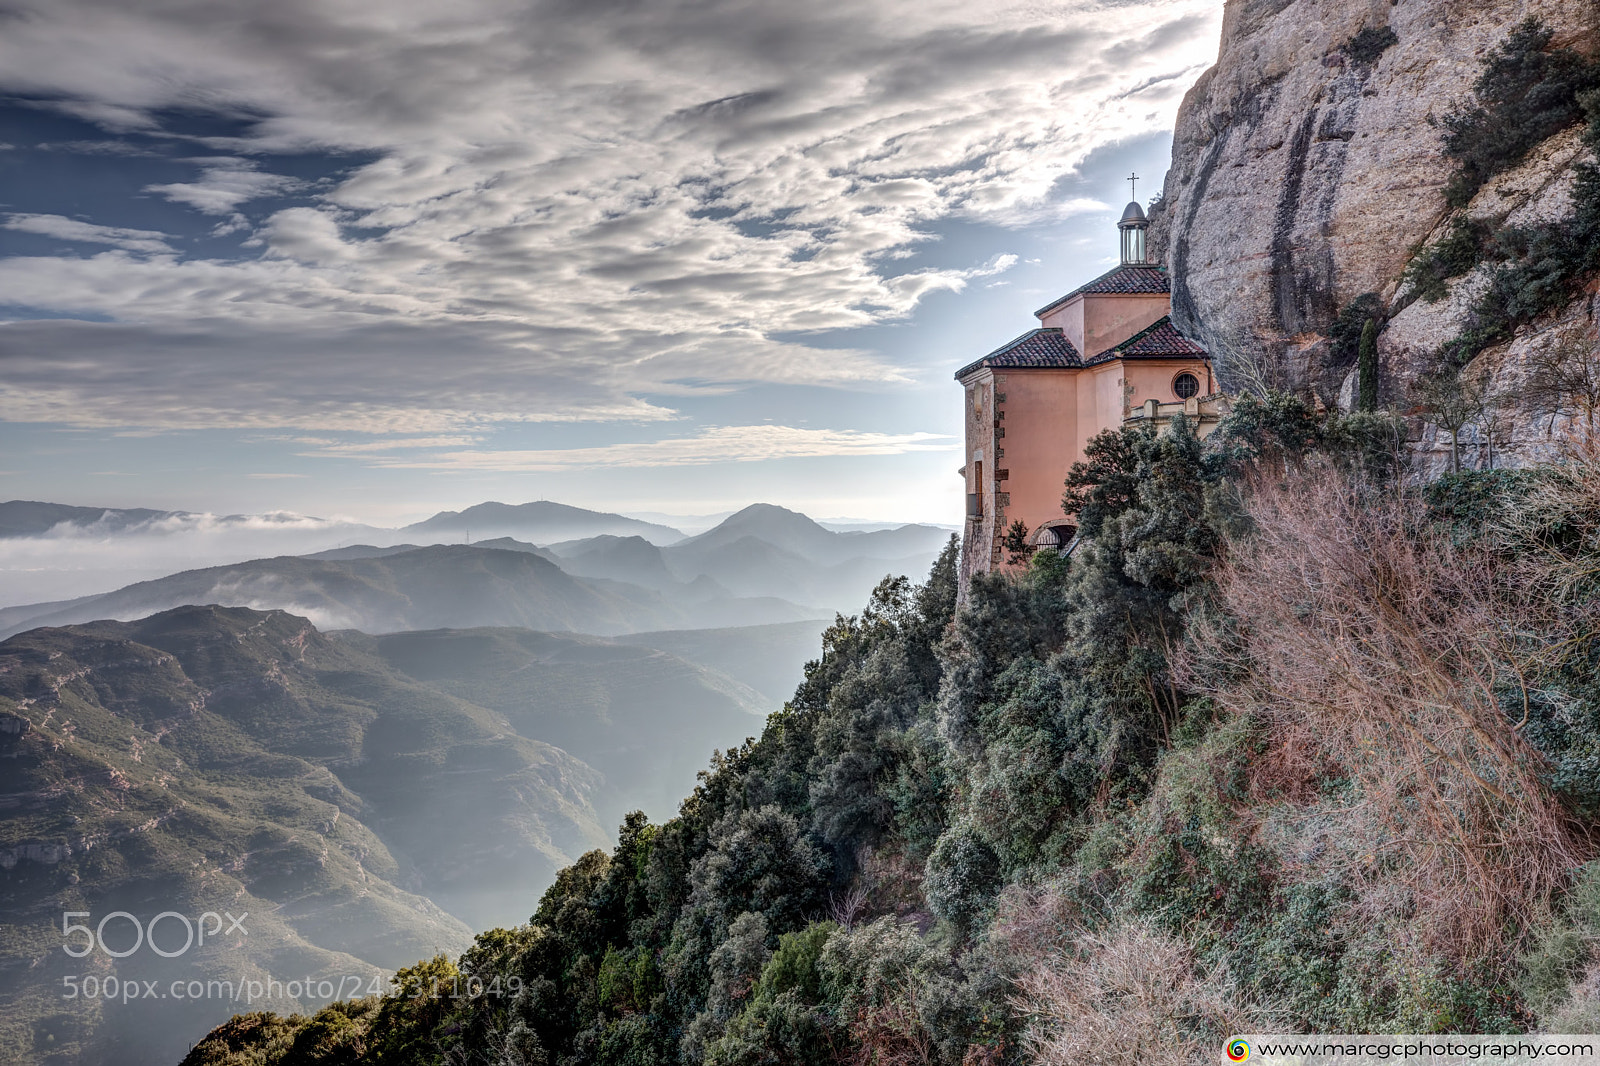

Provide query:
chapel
left=954, top=185, right=1226, bottom=587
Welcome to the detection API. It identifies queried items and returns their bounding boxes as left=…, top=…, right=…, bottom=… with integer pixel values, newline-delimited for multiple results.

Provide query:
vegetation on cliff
left=178, top=393, right=1600, bottom=1065
left=1400, top=19, right=1600, bottom=367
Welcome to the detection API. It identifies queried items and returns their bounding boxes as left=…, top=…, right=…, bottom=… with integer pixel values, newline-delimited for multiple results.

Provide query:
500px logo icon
left=1225, top=1038, right=1251, bottom=1062
left=61, top=911, right=247, bottom=959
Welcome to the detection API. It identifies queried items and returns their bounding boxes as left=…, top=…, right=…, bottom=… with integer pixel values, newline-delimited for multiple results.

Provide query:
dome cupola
left=1118, top=198, right=1148, bottom=265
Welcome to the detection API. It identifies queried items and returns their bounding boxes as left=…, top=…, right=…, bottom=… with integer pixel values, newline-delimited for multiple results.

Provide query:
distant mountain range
left=0, top=504, right=951, bottom=638
left=401, top=500, right=685, bottom=545
left=0, top=499, right=382, bottom=539
left=0, top=543, right=823, bottom=640
left=0, top=500, right=185, bottom=537
left=0, top=606, right=771, bottom=1066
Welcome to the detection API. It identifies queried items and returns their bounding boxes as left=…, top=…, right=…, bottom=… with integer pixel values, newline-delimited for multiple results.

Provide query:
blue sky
left=0, top=0, right=1220, bottom=526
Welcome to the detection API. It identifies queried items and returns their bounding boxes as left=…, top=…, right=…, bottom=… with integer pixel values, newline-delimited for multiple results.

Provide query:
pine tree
left=1357, top=317, right=1379, bottom=411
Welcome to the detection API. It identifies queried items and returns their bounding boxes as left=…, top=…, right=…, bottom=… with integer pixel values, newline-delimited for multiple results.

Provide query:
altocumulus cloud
left=3, top=214, right=175, bottom=254
left=0, top=0, right=1219, bottom=450
left=300, top=425, right=957, bottom=471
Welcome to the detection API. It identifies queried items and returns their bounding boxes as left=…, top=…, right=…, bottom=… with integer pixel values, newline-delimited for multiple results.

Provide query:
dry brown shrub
left=842, top=1000, right=935, bottom=1066
left=854, top=845, right=929, bottom=924
left=1183, top=464, right=1588, bottom=954
left=1499, top=432, right=1600, bottom=603
left=1547, top=962, right=1600, bottom=1034
left=1005, top=896, right=1248, bottom=1066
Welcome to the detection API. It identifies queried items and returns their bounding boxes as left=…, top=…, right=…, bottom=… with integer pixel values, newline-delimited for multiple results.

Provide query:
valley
left=0, top=496, right=946, bottom=1065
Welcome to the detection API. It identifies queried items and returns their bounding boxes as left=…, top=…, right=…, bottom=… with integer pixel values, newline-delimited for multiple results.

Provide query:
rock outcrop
left=1150, top=0, right=1599, bottom=465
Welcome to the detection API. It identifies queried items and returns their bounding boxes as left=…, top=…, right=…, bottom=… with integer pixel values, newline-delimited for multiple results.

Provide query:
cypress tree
left=1358, top=317, right=1379, bottom=411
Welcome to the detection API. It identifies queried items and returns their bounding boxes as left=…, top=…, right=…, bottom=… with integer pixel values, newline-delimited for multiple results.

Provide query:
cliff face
left=1151, top=0, right=1599, bottom=450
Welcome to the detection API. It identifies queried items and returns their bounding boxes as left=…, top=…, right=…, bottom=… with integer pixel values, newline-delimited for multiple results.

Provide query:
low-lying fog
left=0, top=512, right=385, bottom=605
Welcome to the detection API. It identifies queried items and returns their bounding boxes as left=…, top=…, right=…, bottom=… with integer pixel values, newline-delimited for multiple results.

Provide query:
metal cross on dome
left=1127, top=172, right=1139, bottom=200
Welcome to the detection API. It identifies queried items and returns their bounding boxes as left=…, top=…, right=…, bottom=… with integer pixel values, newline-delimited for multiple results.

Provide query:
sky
left=0, top=0, right=1222, bottom=527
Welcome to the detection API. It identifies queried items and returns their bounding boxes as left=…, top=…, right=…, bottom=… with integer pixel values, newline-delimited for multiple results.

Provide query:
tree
left=1520, top=329, right=1600, bottom=438
left=1358, top=317, right=1379, bottom=411
left=1002, top=519, right=1035, bottom=566
left=1412, top=363, right=1490, bottom=472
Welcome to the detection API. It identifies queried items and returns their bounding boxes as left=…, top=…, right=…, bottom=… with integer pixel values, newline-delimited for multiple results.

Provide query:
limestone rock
left=1149, top=0, right=1600, bottom=404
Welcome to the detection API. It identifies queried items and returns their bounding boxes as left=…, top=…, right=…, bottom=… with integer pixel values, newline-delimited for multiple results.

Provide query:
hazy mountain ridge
left=0, top=504, right=949, bottom=639
left=0, top=606, right=600, bottom=1065
left=0, top=605, right=787, bottom=1065
left=549, top=504, right=954, bottom=608
left=402, top=500, right=684, bottom=545
left=352, top=627, right=767, bottom=827
left=667, top=503, right=949, bottom=565
left=0, top=500, right=186, bottom=537
left=0, top=544, right=819, bottom=640
left=613, top=619, right=832, bottom=706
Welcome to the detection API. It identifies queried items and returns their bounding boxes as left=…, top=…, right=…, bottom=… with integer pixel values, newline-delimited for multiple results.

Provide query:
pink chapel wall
left=970, top=358, right=1215, bottom=573
left=985, top=368, right=1085, bottom=552
left=1037, top=292, right=1172, bottom=359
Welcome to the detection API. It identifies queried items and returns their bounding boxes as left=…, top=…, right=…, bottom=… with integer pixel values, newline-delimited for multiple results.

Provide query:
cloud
left=4, top=213, right=174, bottom=254
left=0, top=317, right=903, bottom=429
left=145, top=159, right=303, bottom=214
left=0, top=0, right=1221, bottom=431
left=0, top=510, right=387, bottom=606
left=302, top=424, right=958, bottom=472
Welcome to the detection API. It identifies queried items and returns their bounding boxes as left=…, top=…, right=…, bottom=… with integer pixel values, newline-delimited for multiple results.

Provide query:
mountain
left=0, top=606, right=788, bottom=1066
left=0, top=606, right=602, bottom=1066
left=302, top=537, right=558, bottom=563
left=671, top=503, right=951, bottom=566
left=620, top=509, right=734, bottom=535
left=0, top=500, right=184, bottom=537
left=0, top=544, right=821, bottom=640
left=540, top=534, right=681, bottom=591
left=1148, top=0, right=1597, bottom=465
left=403, top=501, right=683, bottom=545
left=0, top=503, right=388, bottom=608
left=301, top=542, right=427, bottom=560
left=356, top=627, right=766, bottom=826
left=649, top=506, right=954, bottom=608
left=476, top=504, right=955, bottom=612
left=615, top=619, right=832, bottom=707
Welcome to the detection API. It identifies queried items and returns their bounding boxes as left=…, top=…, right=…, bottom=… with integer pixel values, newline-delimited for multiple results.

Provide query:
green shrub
left=1002, top=518, right=1034, bottom=565
left=819, top=917, right=942, bottom=1014
left=1435, top=75, right=1600, bottom=364
left=1423, top=468, right=1539, bottom=545
left=1358, top=318, right=1379, bottom=411
left=756, top=922, right=836, bottom=1005
left=703, top=991, right=836, bottom=1066
left=1345, top=25, right=1398, bottom=65
left=923, top=823, right=1003, bottom=931
left=1328, top=293, right=1384, bottom=367
left=1401, top=217, right=1488, bottom=303
left=1441, top=19, right=1600, bottom=208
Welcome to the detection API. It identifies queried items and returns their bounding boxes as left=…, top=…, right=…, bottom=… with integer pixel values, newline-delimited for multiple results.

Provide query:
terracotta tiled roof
left=1033, top=264, right=1171, bottom=317
left=1089, top=316, right=1208, bottom=364
left=953, top=327, right=1081, bottom=380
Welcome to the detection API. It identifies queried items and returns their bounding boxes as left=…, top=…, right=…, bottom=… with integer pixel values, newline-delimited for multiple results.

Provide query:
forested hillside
left=177, top=391, right=1600, bottom=1065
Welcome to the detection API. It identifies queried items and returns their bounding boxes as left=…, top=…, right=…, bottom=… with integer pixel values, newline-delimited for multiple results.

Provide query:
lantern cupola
left=1118, top=199, right=1148, bottom=265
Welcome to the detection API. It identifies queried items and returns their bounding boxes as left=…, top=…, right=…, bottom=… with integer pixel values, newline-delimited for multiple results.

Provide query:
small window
left=1173, top=372, right=1200, bottom=399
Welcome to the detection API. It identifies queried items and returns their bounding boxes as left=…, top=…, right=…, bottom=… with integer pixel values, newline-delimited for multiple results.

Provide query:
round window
left=1173, top=372, right=1200, bottom=399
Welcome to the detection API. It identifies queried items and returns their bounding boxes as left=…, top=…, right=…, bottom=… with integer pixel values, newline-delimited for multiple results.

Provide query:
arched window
left=1032, top=522, right=1077, bottom=553
left=1173, top=372, right=1200, bottom=399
